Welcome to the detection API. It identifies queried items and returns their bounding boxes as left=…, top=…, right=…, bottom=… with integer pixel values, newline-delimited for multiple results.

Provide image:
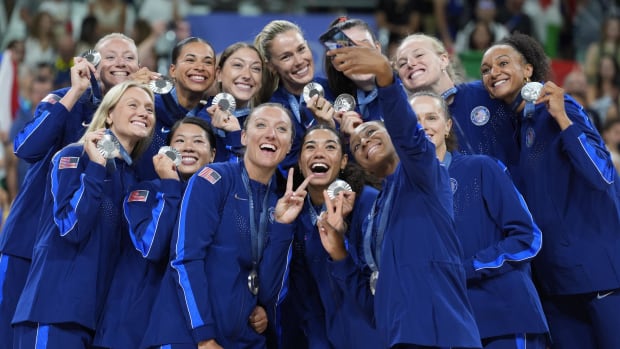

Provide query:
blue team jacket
left=204, top=96, right=248, bottom=163
left=95, top=178, right=184, bottom=348
left=513, top=94, right=620, bottom=295
left=452, top=81, right=519, bottom=169
left=169, top=161, right=294, bottom=347
left=0, top=87, right=97, bottom=260
left=13, top=144, right=137, bottom=330
left=331, top=77, right=481, bottom=348
left=283, top=185, right=382, bottom=349
left=269, top=77, right=334, bottom=171
left=449, top=152, right=549, bottom=338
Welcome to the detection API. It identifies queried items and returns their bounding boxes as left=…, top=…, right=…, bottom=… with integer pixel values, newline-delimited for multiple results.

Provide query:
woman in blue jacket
left=255, top=20, right=335, bottom=171
left=280, top=124, right=381, bottom=348
left=205, top=42, right=264, bottom=163
left=139, top=36, right=217, bottom=180
left=480, top=33, right=620, bottom=349
left=318, top=44, right=481, bottom=348
left=411, top=90, right=549, bottom=348
left=144, top=103, right=313, bottom=348
left=95, top=117, right=217, bottom=348
left=12, top=80, right=156, bottom=348
left=0, top=33, right=152, bottom=347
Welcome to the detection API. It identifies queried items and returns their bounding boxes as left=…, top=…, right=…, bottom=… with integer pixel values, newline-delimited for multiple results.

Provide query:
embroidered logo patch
left=450, top=178, right=458, bottom=194
left=128, top=190, right=149, bottom=202
left=525, top=127, right=535, bottom=148
left=470, top=106, right=490, bottom=126
left=198, top=167, right=221, bottom=184
left=58, top=156, right=79, bottom=169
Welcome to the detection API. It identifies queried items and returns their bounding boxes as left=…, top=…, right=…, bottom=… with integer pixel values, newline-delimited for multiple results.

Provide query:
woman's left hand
left=274, top=168, right=314, bottom=224
left=307, top=95, right=336, bottom=128
left=207, top=104, right=241, bottom=132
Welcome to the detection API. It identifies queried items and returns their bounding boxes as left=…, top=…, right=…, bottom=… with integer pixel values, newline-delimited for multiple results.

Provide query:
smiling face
left=394, top=37, right=449, bottom=93
left=169, top=41, right=216, bottom=95
left=97, top=37, right=140, bottom=91
left=481, top=44, right=532, bottom=103
left=299, top=128, right=347, bottom=189
left=170, top=122, right=215, bottom=178
left=107, top=86, right=155, bottom=152
left=267, top=29, right=314, bottom=95
left=217, top=47, right=263, bottom=108
left=241, top=105, right=293, bottom=181
left=411, top=95, right=452, bottom=157
left=349, top=121, right=397, bottom=178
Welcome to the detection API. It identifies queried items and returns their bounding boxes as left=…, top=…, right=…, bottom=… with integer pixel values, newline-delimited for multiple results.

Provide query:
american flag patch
left=198, top=167, right=221, bottom=184
left=58, top=157, right=79, bottom=169
left=41, top=93, right=61, bottom=105
left=128, top=190, right=149, bottom=202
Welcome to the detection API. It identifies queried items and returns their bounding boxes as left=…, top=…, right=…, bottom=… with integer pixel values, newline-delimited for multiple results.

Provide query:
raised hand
left=338, top=111, right=364, bottom=138
left=83, top=128, right=107, bottom=166
left=152, top=153, right=179, bottom=180
left=274, top=168, right=314, bottom=224
left=206, top=104, right=241, bottom=132
left=317, top=190, right=353, bottom=261
left=307, top=94, right=336, bottom=128
left=536, top=81, right=572, bottom=131
left=327, top=46, right=394, bottom=87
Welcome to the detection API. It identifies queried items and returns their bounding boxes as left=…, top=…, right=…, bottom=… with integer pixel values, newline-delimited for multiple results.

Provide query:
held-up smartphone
left=319, top=26, right=356, bottom=50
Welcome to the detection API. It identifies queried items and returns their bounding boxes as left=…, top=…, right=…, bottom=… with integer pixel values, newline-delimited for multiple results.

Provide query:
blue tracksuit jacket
left=1, top=87, right=97, bottom=260
left=513, top=94, right=620, bottom=295
left=331, top=77, right=481, bottom=348
left=13, top=143, right=137, bottom=330
left=95, top=178, right=184, bottom=348
left=269, top=77, right=334, bottom=171
left=283, top=185, right=382, bottom=349
left=170, top=161, right=293, bottom=347
left=451, top=81, right=518, bottom=168
left=448, top=152, right=549, bottom=339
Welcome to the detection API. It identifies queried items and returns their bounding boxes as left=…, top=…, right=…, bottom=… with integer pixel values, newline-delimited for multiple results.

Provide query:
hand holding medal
left=208, top=93, right=241, bottom=132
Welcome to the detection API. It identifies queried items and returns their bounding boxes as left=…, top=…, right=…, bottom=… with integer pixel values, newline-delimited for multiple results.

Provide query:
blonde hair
left=80, top=80, right=155, bottom=159
left=95, top=32, right=137, bottom=52
left=254, top=20, right=303, bottom=103
left=396, top=34, right=457, bottom=82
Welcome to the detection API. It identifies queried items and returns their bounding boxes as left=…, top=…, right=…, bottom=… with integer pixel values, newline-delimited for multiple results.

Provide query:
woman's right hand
left=69, top=56, right=96, bottom=95
left=153, top=153, right=179, bottom=180
left=83, top=128, right=107, bottom=166
left=338, top=111, right=364, bottom=138
left=317, top=190, right=351, bottom=261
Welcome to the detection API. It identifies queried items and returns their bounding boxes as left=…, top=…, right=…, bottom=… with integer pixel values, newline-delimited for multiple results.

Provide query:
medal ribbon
left=286, top=90, right=315, bottom=129
left=241, top=166, right=273, bottom=269
left=356, top=87, right=378, bottom=120
left=363, top=181, right=396, bottom=272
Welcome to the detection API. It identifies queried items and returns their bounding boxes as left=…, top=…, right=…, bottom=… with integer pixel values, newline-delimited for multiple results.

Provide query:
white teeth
left=260, top=144, right=276, bottom=151
left=181, top=156, right=197, bottom=164
left=112, top=72, right=129, bottom=76
left=493, top=80, right=506, bottom=87
left=294, top=66, right=308, bottom=76
left=190, top=75, right=205, bottom=81
left=311, top=163, right=329, bottom=173
left=131, top=121, right=147, bottom=127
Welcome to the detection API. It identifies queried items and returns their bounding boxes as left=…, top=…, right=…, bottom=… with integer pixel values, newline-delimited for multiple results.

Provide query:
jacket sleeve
left=463, top=158, right=543, bottom=282
left=558, top=96, right=616, bottom=191
left=170, top=167, right=225, bottom=343
left=328, top=255, right=376, bottom=326
left=378, top=75, right=444, bottom=194
left=15, top=91, right=92, bottom=163
left=124, top=179, right=182, bottom=262
left=258, top=220, right=294, bottom=307
left=50, top=146, right=106, bottom=244
left=224, top=130, right=245, bottom=160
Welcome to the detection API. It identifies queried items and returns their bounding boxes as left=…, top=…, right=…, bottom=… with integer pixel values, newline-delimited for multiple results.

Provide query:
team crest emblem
left=470, top=106, right=490, bottom=126
left=450, top=178, right=458, bottom=194
left=525, top=127, right=535, bottom=148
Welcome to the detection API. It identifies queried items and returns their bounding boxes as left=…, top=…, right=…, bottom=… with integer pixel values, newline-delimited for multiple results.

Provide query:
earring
left=523, top=77, right=530, bottom=85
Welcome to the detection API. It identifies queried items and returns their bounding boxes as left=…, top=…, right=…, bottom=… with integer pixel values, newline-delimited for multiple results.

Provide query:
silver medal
left=212, top=92, right=236, bottom=113
left=521, top=82, right=543, bottom=102
left=149, top=76, right=174, bottom=94
left=248, top=269, right=259, bottom=295
left=302, top=82, right=325, bottom=104
left=80, top=49, right=101, bottom=67
left=326, top=179, right=352, bottom=200
left=158, top=146, right=181, bottom=166
left=333, top=93, right=356, bottom=112
left=369, top=270, right=379, bottom=296
left=97, top=133, right=120, bottom=159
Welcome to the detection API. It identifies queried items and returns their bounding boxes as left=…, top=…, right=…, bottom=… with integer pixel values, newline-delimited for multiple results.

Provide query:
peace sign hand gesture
left=274, top=168, right=314, bottom=224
